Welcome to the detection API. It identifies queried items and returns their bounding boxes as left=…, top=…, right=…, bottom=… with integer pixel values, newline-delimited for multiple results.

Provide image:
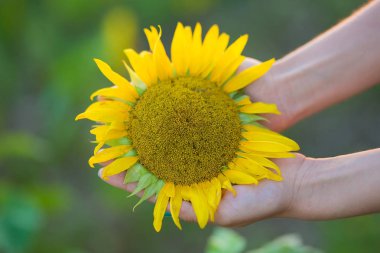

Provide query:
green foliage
left=247, top=234, right=322, bottom=253
left=1, top=0, right=379, bottom=252
left=0, top=132, right=50, bottom=163
left=205, top=228, right=246, bottom=253
left=205, top=228, right=322, bottom=253
left=0, top=192, right=42, bottom=253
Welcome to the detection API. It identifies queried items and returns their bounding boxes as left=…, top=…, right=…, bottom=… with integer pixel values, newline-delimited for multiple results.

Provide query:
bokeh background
left=1, top=0, right=379, bottom=252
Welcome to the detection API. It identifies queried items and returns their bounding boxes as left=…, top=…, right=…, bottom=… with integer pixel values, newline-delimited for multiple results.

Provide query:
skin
left=100, top=0, right=380, bottom=227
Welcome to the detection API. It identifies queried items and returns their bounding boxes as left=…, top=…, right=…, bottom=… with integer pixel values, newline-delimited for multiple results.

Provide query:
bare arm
left=245, top=0, right=380, bottom=131
left=284, top=149, right=380, bottom=220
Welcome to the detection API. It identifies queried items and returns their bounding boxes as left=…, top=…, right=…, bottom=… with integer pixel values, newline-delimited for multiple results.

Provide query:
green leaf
left=246, top=234, right=323, bottom=253
left=239, top=113, right=267, bottom=124
left=133, top=180, right=164, bottom=211
left=128, top=173, right=157, bottom=197
left=124, top=163, right=148, bottom=184
left=0, top=132, right=50, bottom=163
left=228, top=91, right=238, bottom=99
left=123, top=149, right=137, bottom=157
left=205, top=228, right=246, bottom=253
left=135, top=86, right=146, bottom=97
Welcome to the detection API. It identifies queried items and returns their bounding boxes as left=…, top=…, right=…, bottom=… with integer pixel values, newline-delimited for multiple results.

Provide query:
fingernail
left=164, top=211, right=171, bottom=217
left=98, top=168, right=103, bottom=178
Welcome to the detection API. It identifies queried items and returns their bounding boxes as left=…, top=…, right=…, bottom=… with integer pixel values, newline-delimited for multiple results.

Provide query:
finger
left=178, top=201, right=197, bottom=223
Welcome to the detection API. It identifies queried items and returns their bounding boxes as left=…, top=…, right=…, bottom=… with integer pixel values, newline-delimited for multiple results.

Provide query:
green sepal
left=125, top=62, right=147, bottom=94
left=123, top=149, right=137, bottom=157
left=106, top=137, right=132, bottom=147
left=135, top=86, right=146, bottom=97
left=125, top=101, right=135, bottom=107
left=239, top=113, right=267, bottom=124
left=133, top=180, right=164, bottom=211
left=245, top=122, right=266, bottom=129
left=128, top=173, right=157, bottom=198
left=228, top=91, right=238, bottom=99
left=124, top=163, right=148, bottom=184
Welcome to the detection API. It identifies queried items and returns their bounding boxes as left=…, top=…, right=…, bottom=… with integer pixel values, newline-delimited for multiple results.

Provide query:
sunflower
left=76, top=22, right=299, bottom=232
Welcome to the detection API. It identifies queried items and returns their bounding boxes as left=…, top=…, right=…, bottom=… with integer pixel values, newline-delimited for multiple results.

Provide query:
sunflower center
left=128, top=76, right=241, bottom=185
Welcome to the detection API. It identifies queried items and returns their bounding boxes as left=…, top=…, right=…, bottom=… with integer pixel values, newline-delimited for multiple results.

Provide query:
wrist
left=276, top=155, right=316, bottom=219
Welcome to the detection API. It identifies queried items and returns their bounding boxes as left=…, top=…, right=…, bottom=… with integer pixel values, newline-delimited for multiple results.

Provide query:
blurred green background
left=1, top=0, right=379, bottom=252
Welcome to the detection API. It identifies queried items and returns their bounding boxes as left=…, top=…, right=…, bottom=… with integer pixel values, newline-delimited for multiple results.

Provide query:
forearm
left=285, top=148, right=380, bottom=220
left=246, top=1, right=380, bottom=130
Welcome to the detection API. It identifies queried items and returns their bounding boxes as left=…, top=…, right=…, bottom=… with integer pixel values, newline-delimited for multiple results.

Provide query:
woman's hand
left=101, top=154, right=308, bottom=227
left=102, top=148, right=380, bottom=227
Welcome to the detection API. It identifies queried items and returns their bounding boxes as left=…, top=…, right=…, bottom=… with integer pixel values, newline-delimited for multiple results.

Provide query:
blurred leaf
left=170, top=0, right=219, bottom=16
left=247, top=234, right=322, bottom=253
left=101, top=7, right=138, bottom=65
left=0, top=190, right=42, bottom=253
left=205, top=227, right=246, bottom=253
left=0, top=132, right=50, bottom=163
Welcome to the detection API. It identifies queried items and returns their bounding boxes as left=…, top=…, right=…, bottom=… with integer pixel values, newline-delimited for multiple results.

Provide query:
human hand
left=100, top=154, right=308, bottom=227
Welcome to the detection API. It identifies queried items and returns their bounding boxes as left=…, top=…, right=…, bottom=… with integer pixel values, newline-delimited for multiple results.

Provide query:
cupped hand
left=100, top=154, right=307, bottom=227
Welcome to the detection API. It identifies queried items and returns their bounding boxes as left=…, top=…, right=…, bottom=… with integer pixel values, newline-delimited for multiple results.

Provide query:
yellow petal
left=89, top=145, right=131, bottom=167
left=223, top=58, right=275, bottom=93
left=179, top=185, right=192, bottom=201
left=236, top=96, right=251, bottom=106
left=218, top=174, right=236, bottom=196
left=75, top=110, right=128, bottom=123
left=94, top=141, right=105, bottom=155
left=210, top=34, right=248, bottom=83
left=233, top=157, right=282, bottom=181
left=76, top=101, right=130, bottom=123
left=188, top=23, right=203, bottom=75
left=82, top=101, right=131, bottom=112
left=242, top=131, right=299, bottom=151
left=170, top=186, right=183, bottom=230
left=240, top=102, right=280, bottom=115
left=224, top=169, right=258, bottom=184
left=240, top=140, right=294, bottom=153
left=190, top=184, right=209, bottom=229
left=210, top=178, right=222, bottom=213
left=237, top=152, right=280, bottom=174
left=124, top=49, right=153, bottom=86
left=218, top=56, right=245, bottom=85
left=153, top=183, right=171, bottom=232
left=200, top=33, right=230, bottom=78
left=93, top=59, right=138, bottom=101
left=90, top=86, right=138, bottom=102
left=91, top=126, right=127, bottom=143
left=101, top=156, right=138, bottom=180
left=165, top=182, right=175, bottom=197
left=171, top=22, right=187, bottom=76
left=144, top=26, right=173, bottom=81
left=200, top=180, right=219, bottom=222
left=239, top=146, right=296, bottom=158
left=233, top=157, right=268, bottom=176
left=140, top=51, right=158, bottom=85
left=242, top=125, right=299, bottom=149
